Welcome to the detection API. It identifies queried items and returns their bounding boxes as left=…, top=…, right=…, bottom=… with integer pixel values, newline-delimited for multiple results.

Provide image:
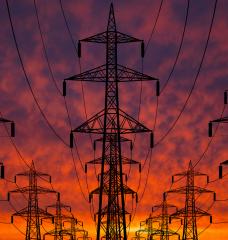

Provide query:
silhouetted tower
left=62, top=217, right=90, bottom=240
left=64, top=3, right=158, bottom=240
left=43, top=193, right=72, bottom=240
left=166, top=161, right=215, bottom=240
left=145, top=215, right=156, bottom=240
left=152, top=198, right=180, bottom=240
left=133, top=215, right=162, bottom=240
left=9, top=161, right=56, bottom=240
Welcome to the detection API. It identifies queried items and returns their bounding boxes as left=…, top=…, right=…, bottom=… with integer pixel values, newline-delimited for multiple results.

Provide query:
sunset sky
left=0, top=0, right=227, bottom=239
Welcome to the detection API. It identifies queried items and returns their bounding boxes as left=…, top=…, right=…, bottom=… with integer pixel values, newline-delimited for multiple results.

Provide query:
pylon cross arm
left=211, top=116, right=228, bottom=123
left=66, top=65, right=106, bottom=82
left=66, top=64, right=157, bottom=83
left=174, top=171, right=207, bottom=177
left=117, top=64, right=158, bottom=82
left=81, top=32, right=107, bottom=43
left=12, top=207, right=53, bottom=218
left=0, top=117, right=12, bottom=122
left=116, top=31, right=141, bottom=43
left=80, top=30, right=141, bottom=44
left=193, top=186, right=214, bottom=193
left=167, top=185, right=213, bottom=194
left=221, top=160, right=228, bottom=165
left=86, top=155, right=139, bottom=165
left=166, top=187, right=186, bottom=194
left=73, top=108, right=151, bottom=134
left=171, top=207, right=211, bottom=218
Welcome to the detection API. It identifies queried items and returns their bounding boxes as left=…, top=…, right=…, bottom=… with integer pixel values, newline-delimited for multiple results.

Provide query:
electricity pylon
left=43, top=193, right=73, bottom=240
left=133, top=199, right=180, bottom=240
left=0, top=117, right=15, bottom=179
left=62, top=217, right=91, bottom=240
left=9, top=161, right=57, bottom=240
left=64, top=3, right=158, bottom=240
left=151, top=198, right=180, bottom=240
left=165, top=161, right=215, bottom=240
left=132, top=216, right=160, bottom=240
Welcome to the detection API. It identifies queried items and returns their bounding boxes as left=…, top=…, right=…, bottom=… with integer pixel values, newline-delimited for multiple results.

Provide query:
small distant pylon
left=151, top=198, right=180, bottom=240
left=62, top=217, right=91, bottom=240
left=132, top=216, right=159, bottom=240
left=165, top=161, right=215, bottom=240
left=133, top=198, right=180, bottom=240
left=43, top=193, right=72, bottom=240
left=9, top=161, right=57, bottom=240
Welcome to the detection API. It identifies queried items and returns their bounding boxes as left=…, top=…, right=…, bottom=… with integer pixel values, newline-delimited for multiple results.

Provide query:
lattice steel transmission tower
left=62, top=218, right=91, bottom=240
left=133, top=199, right=180, bottom=240
left=165, top=161, right=215, bottom=240
left=43, top=193, right=72, bottom=240
left=132, top=215, right=159, bottom=240
left=9, top=161, right=57, bottom=240
left=151, top=198, right=180, bottom=240
left=64, top=3, right=158, bottom=239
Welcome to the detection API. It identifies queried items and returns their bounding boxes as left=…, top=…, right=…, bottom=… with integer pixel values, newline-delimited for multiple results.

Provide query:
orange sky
left=0, top=0, right=227, bottom=239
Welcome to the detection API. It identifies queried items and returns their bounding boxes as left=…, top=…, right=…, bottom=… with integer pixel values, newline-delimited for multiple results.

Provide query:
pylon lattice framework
left=43, top=193, right=72, bottom=240
left=9, top=161, right=57, bottom=240
left=133, top=199, right=180, bottom=240
left=64, top=3, right=158, bottom=240
left=166, top=161, right=215, bottom=240
left=151, top=199, right=180, bottom=240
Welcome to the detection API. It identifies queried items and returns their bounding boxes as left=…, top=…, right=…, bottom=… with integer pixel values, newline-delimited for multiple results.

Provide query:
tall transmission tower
left=64, top=3, right=158, bottom=240
left=165, top=161, right=215, bottom=240
left=9, top=161, right=57, bottom=240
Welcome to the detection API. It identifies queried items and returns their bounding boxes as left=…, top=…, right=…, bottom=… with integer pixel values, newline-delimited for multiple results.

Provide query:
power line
left=154, top=0, right=218, bottom=148
left=145, top=0, right=164, bottom=53
left=5, top=0, right=69, bottom=147
left=160, top=0, right=190, bottom=93
left=32, top=0, right=91, bottom=202
left=33, top=0, right=61, bottom=95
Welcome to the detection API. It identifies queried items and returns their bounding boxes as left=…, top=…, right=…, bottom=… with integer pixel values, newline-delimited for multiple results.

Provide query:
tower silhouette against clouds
left=64, top=3, right=158, bottom=239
